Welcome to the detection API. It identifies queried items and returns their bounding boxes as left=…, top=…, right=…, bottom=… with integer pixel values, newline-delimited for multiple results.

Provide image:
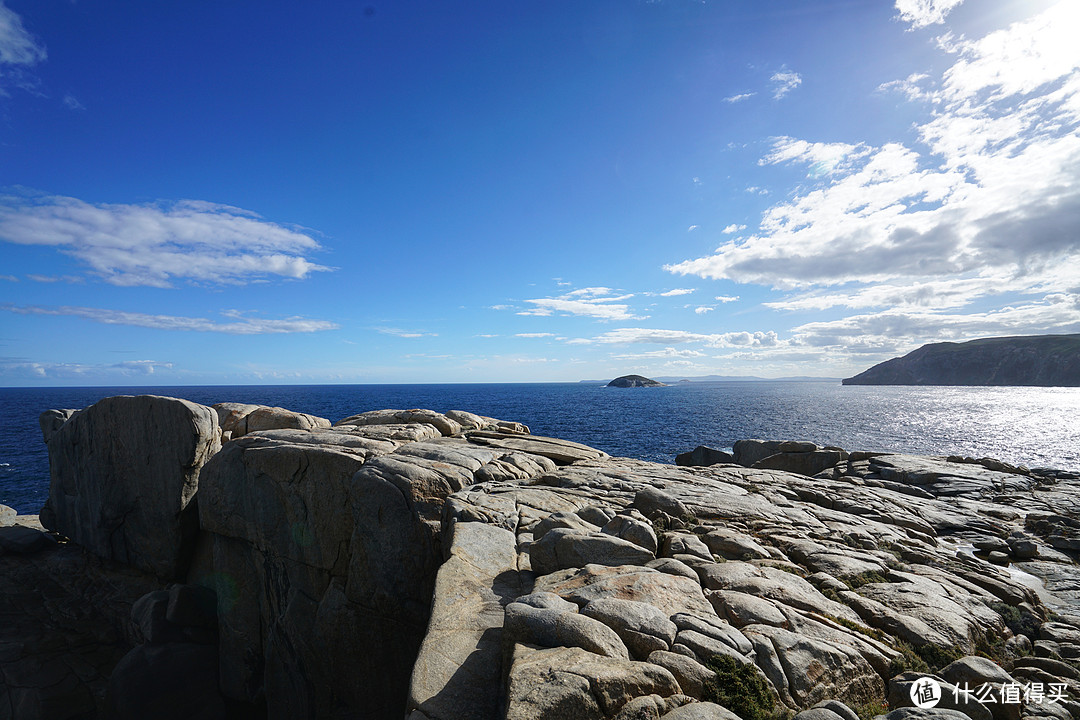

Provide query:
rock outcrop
left=843, top=334, right=1080, bottom=386
left=39, top=395, right=220, bottom=580
left=7, top=397, right=1080, bottom=720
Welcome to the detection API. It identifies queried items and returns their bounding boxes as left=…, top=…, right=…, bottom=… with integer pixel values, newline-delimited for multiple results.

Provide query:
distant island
left=606, top=374, right=666, bottom=387
left=581, top=374, right=840, bottom=384
left=843, top=334, right=1080, bottom=386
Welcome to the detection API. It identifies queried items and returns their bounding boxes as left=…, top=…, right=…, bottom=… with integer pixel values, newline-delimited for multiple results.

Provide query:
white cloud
left=760, top=137, right=868, bottom=177
left=0, top=358, right=175, bottom=379
left=770, top=70, right=802, bottom=100
left=790, top=293, right=1080, bottom=350
left=0, top=2, right=46, bottom=68
left=894, top=0, right=965, bottom=29
left=0, top=274, right=16, bottom=282
left=376, top=327, right=436, bottom=338
left=723, top=92, right=756, bottom=103
left=611, top=347, right=707, bottom=360
left=721, top=224, right=746, bottom=234
left=687, top=225, right=699, bottom=232
left=715, top=295, right=740, bottom=303
left=694, top=306, right=714, bottom=314
left=878, top=73, right=934, bottom=102
left=578, top=327, right=782, bottom=349
left=515, top=332, right=555, bottom=338
left=519, top=287, right=644, bottom=321
left=666, top=0, right=1080, bottom=336
left=27, top=273, right=83, bottom=284
left=0, top=194, right=331, bottom=287
left=62, top=94, right=84, bottom=110
left=2, top=304, right=339, bottom=334
left=659, top=288, right=695, bottom=297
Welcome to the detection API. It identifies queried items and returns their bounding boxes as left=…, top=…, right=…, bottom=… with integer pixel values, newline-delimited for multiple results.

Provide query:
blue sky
left=1, top=0, right=1078, bottom=385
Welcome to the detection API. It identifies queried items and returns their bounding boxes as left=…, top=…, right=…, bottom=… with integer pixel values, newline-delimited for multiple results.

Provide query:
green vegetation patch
left=703, top=654, right=779, bottom=720
left=846, top=571, right=889, bottom=589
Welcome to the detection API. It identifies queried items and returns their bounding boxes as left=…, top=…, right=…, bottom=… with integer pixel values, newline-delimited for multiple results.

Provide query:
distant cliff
left=843, top=334, right=1080, bottom=386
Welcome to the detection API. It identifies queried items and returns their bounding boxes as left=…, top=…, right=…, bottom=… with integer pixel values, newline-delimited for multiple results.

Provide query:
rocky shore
left=3, top=395, right=1080, bottom=720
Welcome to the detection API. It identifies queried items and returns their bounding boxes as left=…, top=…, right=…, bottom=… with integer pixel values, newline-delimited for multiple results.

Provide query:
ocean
left=2, top=381, right=1079, bottom=515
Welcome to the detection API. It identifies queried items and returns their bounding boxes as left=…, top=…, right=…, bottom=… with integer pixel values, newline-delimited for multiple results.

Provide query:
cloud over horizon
left=2, top=304, right=339, bottom=334
left=666, top=1, right=1080, bottom=358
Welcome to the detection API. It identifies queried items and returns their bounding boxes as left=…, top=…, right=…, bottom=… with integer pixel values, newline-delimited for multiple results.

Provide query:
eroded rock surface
left=13, top=398, right=1080, bottom=720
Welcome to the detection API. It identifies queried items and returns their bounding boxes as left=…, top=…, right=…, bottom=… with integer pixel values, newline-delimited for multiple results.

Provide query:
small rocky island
left=3, top=395, right=1080, bottom=720
left=844, top=334, right=1080, bottom=386
left=607, top=374, right=667, bottom=387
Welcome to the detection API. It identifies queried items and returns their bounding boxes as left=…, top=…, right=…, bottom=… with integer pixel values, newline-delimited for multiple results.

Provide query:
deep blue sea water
left=2, top=381, right=1079, bottom=515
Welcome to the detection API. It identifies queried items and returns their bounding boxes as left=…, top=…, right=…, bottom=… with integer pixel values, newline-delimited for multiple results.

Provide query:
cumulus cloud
left=721, top=224, right=746, bottom=234
left=694, top=306, right=714, bottom=314
left=770, top=70, right=802, bottom=99
left=2, top=304, right=338, bottom=334
left=894, top=0, right=965, bottom=29
left=0, top=194, right=331, bottom=287
left=715, top=295, right=740, bottom=303
left=666, top=0, right=1080, bottom=347
left=519, top=287, right=644, bottom=321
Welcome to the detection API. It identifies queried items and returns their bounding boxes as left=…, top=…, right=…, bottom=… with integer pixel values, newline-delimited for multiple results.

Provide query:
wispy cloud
left=26, top=273, right=83, bottom=284
left=659, top=288, right=695, bottom=297
left=376, top=327, right=437, bottom=338
left=770, top=70, right=802, bottom=100
left=519, top=287, right=644, bottom=321
left=62, top=94, right=84, bottom=110
left=721, top=224, right=746, bottom=234
left=0, top=274, right=16, bottom=282
left=694, top=306, right=714, bottom=314
left=877, top=73, right=934, bottom=102
left=0, top=2, right=46, bottom=68
left=575, top=327, right=782, bottom=348
left=723, top=92, right=756, bottom=103
left=0, top=358, right=175, bottom=379
left=2, top=304, right=339, bottom=334
left=515, top=332, right=555, bottom=338
left=612, top=347, right=707, bottom=360
left=894, top=0, right=965, bottom=29
left=760, top=137, right=868, bottom=177
left=715, top=295, right=740, bottom=303
left=0, top=194, right=331, bottom=287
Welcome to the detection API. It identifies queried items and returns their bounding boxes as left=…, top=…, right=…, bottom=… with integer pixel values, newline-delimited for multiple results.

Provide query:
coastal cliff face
left=843, top=335, right=1080, bottom=386
left=5, top=395, right=1080, bottom=720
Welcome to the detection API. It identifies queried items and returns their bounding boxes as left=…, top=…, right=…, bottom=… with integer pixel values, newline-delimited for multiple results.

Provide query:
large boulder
left=40, top=395, right=220, bottom=579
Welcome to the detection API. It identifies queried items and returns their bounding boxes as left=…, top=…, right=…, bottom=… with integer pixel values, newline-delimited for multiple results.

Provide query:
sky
left=1, top=0, right=1078, bottom=385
